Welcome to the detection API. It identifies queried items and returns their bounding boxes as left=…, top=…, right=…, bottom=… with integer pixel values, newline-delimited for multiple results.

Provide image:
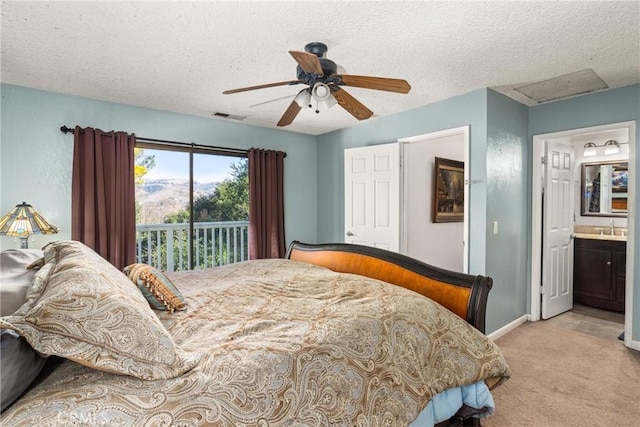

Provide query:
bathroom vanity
left=573, top=234, right=626, bottom=312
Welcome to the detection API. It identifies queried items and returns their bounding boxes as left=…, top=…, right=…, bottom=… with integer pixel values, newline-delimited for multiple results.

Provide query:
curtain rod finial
left=60, top=125, right=74, bottom=134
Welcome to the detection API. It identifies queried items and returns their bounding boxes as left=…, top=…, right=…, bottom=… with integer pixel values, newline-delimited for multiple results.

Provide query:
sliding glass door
left=134, top=146, right=248, bottom=271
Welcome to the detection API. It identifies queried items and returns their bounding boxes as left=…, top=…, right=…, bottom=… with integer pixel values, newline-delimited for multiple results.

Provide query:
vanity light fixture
left=582, top=139, right=627, bottom=157
left=603, top=140, right=620, bottom=155
left=583, top=142, right=597, bottom=157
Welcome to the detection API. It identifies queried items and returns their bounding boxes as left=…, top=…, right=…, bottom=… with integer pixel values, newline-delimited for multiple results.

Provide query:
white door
left=541, top=139, right=575, bottom=319
left=344, top=143, right=400, bottom=251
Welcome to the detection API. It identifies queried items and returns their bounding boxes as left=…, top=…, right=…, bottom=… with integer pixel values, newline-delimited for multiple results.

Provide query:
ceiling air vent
left=212, top=112, right=246, bottom=121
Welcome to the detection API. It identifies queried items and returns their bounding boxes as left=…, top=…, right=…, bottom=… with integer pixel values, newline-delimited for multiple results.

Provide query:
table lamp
left=0, top=202, right=59, bottom=248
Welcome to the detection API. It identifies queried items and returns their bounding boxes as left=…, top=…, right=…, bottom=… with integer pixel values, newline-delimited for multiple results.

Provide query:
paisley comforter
left=1, top=258, right=510, bottom=426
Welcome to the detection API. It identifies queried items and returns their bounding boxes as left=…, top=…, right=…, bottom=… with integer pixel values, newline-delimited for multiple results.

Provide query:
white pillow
left=0, top=249, right=44, bottom=316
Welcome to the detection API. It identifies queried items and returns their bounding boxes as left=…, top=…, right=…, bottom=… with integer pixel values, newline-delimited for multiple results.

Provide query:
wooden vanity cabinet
left=614, top=250, right=626, bottom=307
left=573, top=238, right=626, bottom=312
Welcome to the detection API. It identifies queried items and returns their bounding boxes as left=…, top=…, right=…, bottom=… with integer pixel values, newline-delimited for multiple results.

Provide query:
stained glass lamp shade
left=0, top=202, right=59, bottom=249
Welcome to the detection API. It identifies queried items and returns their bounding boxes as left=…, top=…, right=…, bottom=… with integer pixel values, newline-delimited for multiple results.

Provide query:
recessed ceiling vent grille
left=212, top=112, right=246, bottom=121
left=515, top=69, right=608, bottom=103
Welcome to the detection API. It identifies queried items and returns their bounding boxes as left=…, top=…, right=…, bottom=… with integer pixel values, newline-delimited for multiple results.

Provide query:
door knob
left=346, top=231, right=355, bottom=236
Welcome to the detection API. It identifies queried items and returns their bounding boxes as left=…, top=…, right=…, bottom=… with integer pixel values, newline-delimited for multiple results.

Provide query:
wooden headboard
left=286, top=241, right=492, bottom=334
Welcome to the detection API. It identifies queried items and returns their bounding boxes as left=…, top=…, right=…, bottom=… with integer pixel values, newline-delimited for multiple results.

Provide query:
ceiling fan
left=223, top=42, right=411, bottom=127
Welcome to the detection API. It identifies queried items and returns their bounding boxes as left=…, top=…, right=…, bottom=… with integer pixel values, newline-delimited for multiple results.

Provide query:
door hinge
left=541, top=156, right=547, bottom=165
left=540, top=285, right=545, bottom=295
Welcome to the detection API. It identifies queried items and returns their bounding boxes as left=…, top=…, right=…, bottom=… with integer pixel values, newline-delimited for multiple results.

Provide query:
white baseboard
left=487, top=314, right=529, bottom=341
left=625, top=339, right=640, bottom=351
left=487, top=316, right=640, bottom=351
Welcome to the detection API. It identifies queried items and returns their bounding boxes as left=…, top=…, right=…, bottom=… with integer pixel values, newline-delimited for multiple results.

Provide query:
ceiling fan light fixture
left=604, top=140, right=620, bottom=155
left=294, top=90, right=312, bottom=108
left=583, top=142, right=597, bottom=157
left=311, top=83, right=332, bottom=102
left=317, top=95, right=337, bottom=112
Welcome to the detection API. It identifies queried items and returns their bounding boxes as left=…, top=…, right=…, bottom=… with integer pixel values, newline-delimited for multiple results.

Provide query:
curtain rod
left=60, top=125, right=251, bottom=157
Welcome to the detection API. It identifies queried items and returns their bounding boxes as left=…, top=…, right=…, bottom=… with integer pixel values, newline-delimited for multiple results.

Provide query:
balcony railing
left=136, top=221, right=249, bottom=271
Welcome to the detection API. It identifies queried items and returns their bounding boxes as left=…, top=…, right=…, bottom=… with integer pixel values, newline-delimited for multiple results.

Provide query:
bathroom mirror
left=581, top=161, right=628, bottom=217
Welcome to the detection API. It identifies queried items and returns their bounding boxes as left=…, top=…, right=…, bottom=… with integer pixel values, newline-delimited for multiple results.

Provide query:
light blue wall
left=315, top=88, right=532, bottom=333
left=317, top=89, right=489, bottom=275
left=3, top=82, right=636, bottom=339
left=485, top=90, right=530, bottom=332
left=529, top=83, right=640, bottom=342
left=0, top=84, right=318, bottom=250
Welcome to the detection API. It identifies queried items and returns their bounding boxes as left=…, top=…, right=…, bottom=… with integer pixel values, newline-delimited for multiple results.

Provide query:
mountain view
left=136, top=178, right=218, bottom=224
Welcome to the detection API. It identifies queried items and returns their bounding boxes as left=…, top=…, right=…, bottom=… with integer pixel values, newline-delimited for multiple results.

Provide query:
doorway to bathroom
left=530, top=120, right=636, bottom=350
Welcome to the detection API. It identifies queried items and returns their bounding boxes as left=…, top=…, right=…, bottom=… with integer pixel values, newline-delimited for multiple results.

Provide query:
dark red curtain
left=248, top=148, right=286, bottom=259
left=71, top=126, right=136, bottom=269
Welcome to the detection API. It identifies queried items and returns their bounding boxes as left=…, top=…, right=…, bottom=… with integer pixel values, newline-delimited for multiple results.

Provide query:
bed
left=0, top=240, right=510, bottom=426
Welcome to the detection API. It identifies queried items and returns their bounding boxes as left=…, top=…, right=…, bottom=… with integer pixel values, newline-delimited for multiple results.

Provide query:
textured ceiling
left=1, top=1, right=639, bottom=136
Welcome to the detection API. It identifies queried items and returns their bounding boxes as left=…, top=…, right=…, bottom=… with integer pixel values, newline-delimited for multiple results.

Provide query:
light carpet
left=483, top=318, right=640, bottom=426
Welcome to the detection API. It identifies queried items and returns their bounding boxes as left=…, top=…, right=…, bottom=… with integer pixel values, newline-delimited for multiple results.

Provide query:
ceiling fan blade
left=276, top=93, right=304, bottom=127
left=249, top=94, right=295, bottom=108
left=289, top=51, right=323, bottom=75
left=332, top=88, right=374, bottom=121
left=223, top=80, right=302, bottom=95
left=336, top=74, right=411, bottom=94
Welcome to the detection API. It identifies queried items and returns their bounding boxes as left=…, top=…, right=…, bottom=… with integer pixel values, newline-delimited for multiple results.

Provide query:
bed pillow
left=0, top=249, right=45, bottom=316
left=0, top=329, right=47, bottom=412
left=123, top=263, right=187, bottom=313
left=0, top=240, right=198, bottom=380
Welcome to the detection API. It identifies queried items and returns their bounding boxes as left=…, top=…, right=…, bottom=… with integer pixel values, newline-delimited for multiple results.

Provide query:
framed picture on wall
left=433, top=157, right=464, bottom=223
left=611, top=166, right=628, bottom=193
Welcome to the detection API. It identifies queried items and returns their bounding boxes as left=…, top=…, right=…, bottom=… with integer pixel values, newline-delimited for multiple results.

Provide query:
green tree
left=196, top=160, right=249, bottom=222
left=159, top=158, right=249, bottom=269
left=134, top=148, right=155, bottom=184
left=134, top=148, right=156, bottom=223
left=165, top=159, right=248, bottom=223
